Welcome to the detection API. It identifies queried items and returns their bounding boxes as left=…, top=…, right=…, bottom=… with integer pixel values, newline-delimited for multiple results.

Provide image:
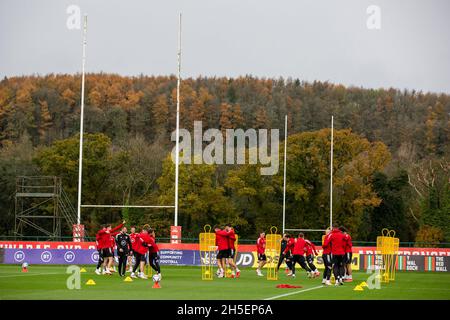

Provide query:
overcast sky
left=1, top=0, right=449, bottom=93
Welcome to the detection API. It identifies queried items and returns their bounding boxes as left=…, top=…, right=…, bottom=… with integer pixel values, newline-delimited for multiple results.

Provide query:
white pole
left=330, top=115, right=334, bottom=229
left=282, top=115, right=287, bottom=234
left=174, top=13, right=182, bottom=226
left=76, top=15, right=87, bottom=226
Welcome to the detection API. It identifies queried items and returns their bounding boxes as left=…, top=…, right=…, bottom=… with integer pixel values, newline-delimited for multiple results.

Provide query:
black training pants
left=96, top=249, right=104, bottom=269
left=149, top=252, right=161, bottom=273
left=118, top=252, right=127, bottom=276
left=277, top=253, right=293, bottom=271
left=332, top=254, right=345, bottom=281
left=291, top=255, right=311, bottom=275
left=322, top=254, right=332, bottom=280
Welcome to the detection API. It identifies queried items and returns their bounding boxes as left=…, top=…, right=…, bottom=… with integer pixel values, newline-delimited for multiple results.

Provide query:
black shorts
left=258, top=253, right=267, bottom=261
left=101, top=248, right=112, bottom=258
left=134, top=252, right=145, bottom=263
left=217, top=250, right=230, bottom=259
left=345, top=252, right=353, bottom=264
left=229, top=249, right=235, bottom=259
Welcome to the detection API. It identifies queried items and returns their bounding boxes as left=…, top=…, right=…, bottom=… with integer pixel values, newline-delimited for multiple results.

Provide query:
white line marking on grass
left=264, top=285, right=324, bottom=300
left=0, top=272, right=61, bottom=278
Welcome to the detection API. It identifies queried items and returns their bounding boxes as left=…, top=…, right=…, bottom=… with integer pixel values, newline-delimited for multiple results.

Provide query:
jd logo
left=66, top=265, right=81, bottom=290
left=236, top=253, right=254, bottom=267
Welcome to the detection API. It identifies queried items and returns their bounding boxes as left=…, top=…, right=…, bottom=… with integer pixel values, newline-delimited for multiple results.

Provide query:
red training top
left=215, top=229, right=230, bottom=251
left=344, top=233, right=353, bottom=253
left=148, top=235, right=159, bottom=254
left=322, top=233, right=332, bottom=255
left=134, top=232, right=153, bottom=255
left=305, top=239, right=318, bottom=256
left=284, top=237, right=308, bottom=255
left=256, top=236, right=266, bottom=254
left=323, top=228, right=348, bottom=255
left=130, top=232, right=138, bottom=252
left=228, top=229, right=236, bottom=251
left=95, top=223, right=123, bottom=250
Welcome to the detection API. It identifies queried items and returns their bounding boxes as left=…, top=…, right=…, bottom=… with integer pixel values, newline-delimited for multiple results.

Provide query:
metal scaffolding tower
left=14, top=176, right=78, bottom=240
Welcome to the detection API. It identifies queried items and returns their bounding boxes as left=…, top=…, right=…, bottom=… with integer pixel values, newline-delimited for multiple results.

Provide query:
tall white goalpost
left=76, top=15, right=88, bottom=226
left=75, top=14, right=182, bottom=238
left=174, top=13, right=182, bottom=227
left=282, top=115, right=334, bottom=235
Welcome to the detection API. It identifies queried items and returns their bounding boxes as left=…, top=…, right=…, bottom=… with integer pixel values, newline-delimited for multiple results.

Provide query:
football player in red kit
left=340, top=226, right=353, bottom=282
left=127, top=226, right=138, bottom=273
left=321, top=228, right=333, bottom=285
left=95, top=221, right=124, bottom=275
left=147, top=228, right=161, bottom=281
left=95, top=225, right=107, bottom=275
left=323, top=225, right=349, bottom=286
left=305, top=237, right=320, bottom=278
left=283, top=233, right=312, bottom=278
left=131, top=227, right=153, bottom=279
left=108, top=224, right=122, bottom=273
left=256, top=232, right=267, bottom=277
left=225, top=225, right=240, bottom=278
left=215, top=226, right=231, bottom=278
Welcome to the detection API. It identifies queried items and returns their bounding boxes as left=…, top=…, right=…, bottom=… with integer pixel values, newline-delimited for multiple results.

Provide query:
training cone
left=124, top=276, right=133, bottom=282
left=152, top=281, right=161, bottom=289
left=80, top=268, right=87, bottom=273
left=360, top=281, right=368, bottom=287
left=353, top=285, right=364, bottom=291
left=86, top=279, right=96, bottom=285
left=21, top=267, right=28, bottom=273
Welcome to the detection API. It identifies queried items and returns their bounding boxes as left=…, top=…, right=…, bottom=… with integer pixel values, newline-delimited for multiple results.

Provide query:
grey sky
left=1, top=0, right=449, bottom=94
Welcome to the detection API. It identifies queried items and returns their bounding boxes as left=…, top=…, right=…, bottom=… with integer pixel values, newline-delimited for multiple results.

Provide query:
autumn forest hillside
left=0, top=74, right=449, bottom=243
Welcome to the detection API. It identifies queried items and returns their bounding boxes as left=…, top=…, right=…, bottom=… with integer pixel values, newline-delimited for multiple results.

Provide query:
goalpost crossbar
left=80, top=205, right=175, bottom=208
left=284, top=229, right=327, bottom=232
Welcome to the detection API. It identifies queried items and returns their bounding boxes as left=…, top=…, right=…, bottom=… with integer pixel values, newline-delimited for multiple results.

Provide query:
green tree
left=0, top=133, right=38, bottom=236
left=157, top=154, right=240, bottom=237
left=366, top=171, right=412, bottom=241
left=34, top=133, right=117, bottom=230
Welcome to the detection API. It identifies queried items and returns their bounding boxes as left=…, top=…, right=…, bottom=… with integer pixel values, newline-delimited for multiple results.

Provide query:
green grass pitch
left=0, top=265, right=449, bottom=300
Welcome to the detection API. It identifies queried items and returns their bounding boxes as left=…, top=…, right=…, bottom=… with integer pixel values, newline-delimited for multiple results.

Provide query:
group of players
left=94, top=221, right=161, bottom=281
left=214, top=224, right=241, bottom=278
left=256, top=225, right=353, bottom=286
left=95, top=221, right=352, bottom=286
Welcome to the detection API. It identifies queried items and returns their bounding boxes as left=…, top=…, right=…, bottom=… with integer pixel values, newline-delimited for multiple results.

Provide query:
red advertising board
left=1, top=241, right=449, bottom=256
